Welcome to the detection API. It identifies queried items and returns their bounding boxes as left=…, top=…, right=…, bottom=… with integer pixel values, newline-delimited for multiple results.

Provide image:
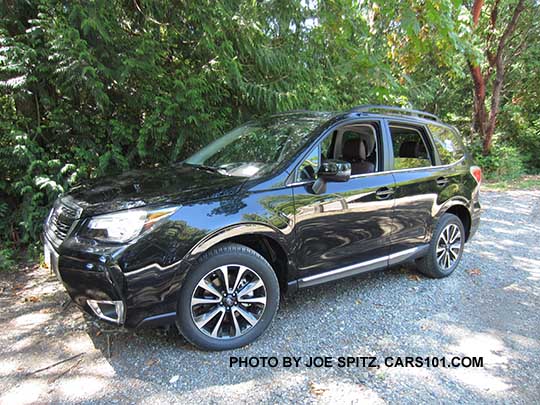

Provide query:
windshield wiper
left=186, top=163, right=230, bottom=176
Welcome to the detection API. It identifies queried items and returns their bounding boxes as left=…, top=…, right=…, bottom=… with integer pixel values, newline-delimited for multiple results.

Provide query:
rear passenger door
left=386, top=120, right=442, bottom=254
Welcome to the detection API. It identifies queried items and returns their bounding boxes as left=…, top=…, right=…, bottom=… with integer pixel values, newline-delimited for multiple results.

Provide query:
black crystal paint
left=43, top=111, right=481, bottom=328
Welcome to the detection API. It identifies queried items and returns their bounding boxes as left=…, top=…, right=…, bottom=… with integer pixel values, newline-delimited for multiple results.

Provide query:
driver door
left=291, top=120, right=396, bottom=281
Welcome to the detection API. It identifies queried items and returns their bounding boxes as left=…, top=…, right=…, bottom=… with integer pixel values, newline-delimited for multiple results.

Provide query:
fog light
left=87, top=300, right=125, bottom=325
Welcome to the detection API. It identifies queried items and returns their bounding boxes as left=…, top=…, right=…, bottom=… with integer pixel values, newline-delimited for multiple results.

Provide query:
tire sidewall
left=431, top=214, right=465, bottom=276
left=176, top=247, right=279, bottom=351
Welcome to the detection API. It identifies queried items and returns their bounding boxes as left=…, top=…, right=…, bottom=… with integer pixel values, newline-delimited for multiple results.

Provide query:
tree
left=0, top=0, right=539, bottom=251
left=467, top=0, right=528, bottom=154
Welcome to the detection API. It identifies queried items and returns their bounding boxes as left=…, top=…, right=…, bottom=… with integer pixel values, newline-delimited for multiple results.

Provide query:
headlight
left=79, top=207, right=178, bottom=243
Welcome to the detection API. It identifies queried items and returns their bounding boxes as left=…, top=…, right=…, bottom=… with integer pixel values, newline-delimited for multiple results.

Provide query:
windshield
left=184, top=114, right=328, bottom=177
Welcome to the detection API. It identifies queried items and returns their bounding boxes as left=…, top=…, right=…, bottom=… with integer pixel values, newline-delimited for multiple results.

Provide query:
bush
left=515, top=120, right=540, bottom=172
left=0, top=246, right=15, bottom=272
left=472, top=139, right=525, bottom=180
left=1, top=1, right=404, bottom=248
left=1, top=1, right=537, bottom=253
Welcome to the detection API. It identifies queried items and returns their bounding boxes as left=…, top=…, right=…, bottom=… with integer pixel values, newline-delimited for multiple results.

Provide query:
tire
left=176, top=243, right=279, bottom=351
left=416, top=213, right=465, bottom=278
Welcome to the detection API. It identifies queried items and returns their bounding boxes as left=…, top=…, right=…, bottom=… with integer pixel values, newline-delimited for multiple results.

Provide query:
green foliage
left=472, top=139, right=525, bottom=180
left=0, top=0, right=539, bottom=249
left=517, top=121, right=540, bottom=171
left=0, top=248, right=15, bottom=272
left=483, top=175, right=540, bottom=191
left=498, top=107, right=540, bottom=172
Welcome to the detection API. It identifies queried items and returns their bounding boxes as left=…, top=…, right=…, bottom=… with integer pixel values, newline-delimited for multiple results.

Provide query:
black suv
left=43, top=105, right=482, bottom=350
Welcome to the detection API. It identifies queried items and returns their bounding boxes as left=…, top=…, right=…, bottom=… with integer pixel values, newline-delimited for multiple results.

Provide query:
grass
left=482, top=174, right=540, bottom=191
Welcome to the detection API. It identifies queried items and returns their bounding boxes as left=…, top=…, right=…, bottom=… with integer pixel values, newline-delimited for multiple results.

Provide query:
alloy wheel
left=436, top=223, right=462, bottom=270
left=190, top=264, right=267, bottom=339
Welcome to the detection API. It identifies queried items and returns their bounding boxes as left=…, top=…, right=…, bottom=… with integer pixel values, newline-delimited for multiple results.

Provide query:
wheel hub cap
left=223, top=295, right=235, bottom=307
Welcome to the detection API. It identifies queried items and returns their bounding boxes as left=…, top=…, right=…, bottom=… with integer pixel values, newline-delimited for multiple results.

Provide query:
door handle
left=436, top=177, right=449, bottom=187
left=375, top=187, right=395, bottom=199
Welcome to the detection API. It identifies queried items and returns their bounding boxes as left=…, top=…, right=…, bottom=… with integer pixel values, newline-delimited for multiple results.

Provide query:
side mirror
left=318, top=160, right=351, bottom=182
left=311, top=160, right=351, bottom=194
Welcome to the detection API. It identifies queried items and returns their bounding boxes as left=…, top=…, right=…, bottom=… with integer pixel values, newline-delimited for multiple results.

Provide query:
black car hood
left=67, top=164, right=248, bottom=216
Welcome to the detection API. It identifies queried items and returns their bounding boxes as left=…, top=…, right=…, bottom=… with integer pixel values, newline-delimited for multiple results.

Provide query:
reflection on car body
left=43, top=105, right=482, bottom=350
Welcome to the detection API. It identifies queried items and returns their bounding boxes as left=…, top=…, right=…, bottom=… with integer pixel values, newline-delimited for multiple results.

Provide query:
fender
left=129, top=222, right=294, bottom=327
left=437, top=196, right=470, bottom=216
left=434, top=197, right=473, bottom=239
left=183, top=221, right=294, bottom=266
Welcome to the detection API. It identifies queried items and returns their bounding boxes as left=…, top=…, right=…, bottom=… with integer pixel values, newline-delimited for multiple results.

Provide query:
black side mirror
left=318, top=160, right=351, bottom=182
left=311, top=160, right=351, bottom=194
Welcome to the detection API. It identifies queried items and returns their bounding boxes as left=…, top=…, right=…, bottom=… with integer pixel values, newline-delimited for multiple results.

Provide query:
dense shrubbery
left=471, top=139, right=525, bottom=179
left=1, top=1, right=539, bottom=258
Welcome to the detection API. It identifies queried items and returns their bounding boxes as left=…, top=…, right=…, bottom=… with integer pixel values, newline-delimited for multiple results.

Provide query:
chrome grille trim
left=44, top=196, right=82, bottom=248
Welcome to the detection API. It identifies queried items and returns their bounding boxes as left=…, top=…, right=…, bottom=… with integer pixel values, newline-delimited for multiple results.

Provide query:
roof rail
left=349, top=105, right=440, bottom=122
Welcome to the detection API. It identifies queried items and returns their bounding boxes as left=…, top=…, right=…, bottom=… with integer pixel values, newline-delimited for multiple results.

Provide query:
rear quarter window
left=428, top=124, right=465, bottom=165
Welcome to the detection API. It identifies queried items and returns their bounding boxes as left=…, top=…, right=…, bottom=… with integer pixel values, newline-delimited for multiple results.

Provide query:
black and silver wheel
left=191, top=265, right=267, bottom=338
left=176, top=243, right=279, bottom=350
left=416, top=213, right=465, bottom=278
left=436, top=223, right=462, bottom=270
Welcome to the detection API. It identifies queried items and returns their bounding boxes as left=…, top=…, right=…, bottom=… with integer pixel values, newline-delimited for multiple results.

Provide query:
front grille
left=45, top=197, right=82, bottom=247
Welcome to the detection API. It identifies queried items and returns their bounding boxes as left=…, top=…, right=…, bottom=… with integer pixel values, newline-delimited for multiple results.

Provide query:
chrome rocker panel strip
left=297, top=245, right=429, bottom=288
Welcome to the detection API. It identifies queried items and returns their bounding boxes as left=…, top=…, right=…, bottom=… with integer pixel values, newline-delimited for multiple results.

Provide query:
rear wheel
left=176, top=243, right=279, bottom=350
left=416, top=213, right=465, bottom=278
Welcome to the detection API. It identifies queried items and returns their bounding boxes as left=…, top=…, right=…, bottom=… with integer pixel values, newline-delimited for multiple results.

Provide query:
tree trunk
left=469, top=64, right=486, bottom=139
left=472, top=0, right=485, bottom=25
left=468, top=0, right=526, bottom=155
left=484, top=63, right=505, bottom=153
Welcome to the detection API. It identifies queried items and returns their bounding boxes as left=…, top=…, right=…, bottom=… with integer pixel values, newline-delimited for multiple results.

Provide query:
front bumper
left=87, top=299, right=125, bottom=324
left=43, top=235, right=182, bottom=328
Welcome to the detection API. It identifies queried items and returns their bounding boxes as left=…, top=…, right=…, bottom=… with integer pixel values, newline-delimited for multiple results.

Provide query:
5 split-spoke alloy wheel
left=190, top=265, right=267, bottom=339
left=436, top=223, right=462, bottom=270
left=176, top=243, right=279, bottom=350
left=416, top=213, right=465, bottom=278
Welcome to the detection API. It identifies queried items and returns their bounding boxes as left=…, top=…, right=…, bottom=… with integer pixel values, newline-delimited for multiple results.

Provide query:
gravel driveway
left=1, top=189, right=539, bottom=404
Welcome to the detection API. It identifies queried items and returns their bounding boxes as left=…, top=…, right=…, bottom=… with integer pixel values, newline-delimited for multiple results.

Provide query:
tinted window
left=390, top=126, right=432, bottom=169
left=428, top=124, right=464, bottom=164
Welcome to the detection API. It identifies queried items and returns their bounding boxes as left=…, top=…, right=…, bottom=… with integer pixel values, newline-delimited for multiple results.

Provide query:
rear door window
left=389, top=125, right=433, bottom=170
left=427, top=124, right=465, bottom=165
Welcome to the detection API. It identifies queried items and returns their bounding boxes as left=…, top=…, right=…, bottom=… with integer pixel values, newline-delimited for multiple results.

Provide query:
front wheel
left=176, top=243, right=279, bottom=350
left=416, top=213, right=465, bottom=278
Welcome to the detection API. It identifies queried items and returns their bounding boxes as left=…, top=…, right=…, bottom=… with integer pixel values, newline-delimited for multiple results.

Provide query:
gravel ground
left=1, top=189, right=539, bottom=404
